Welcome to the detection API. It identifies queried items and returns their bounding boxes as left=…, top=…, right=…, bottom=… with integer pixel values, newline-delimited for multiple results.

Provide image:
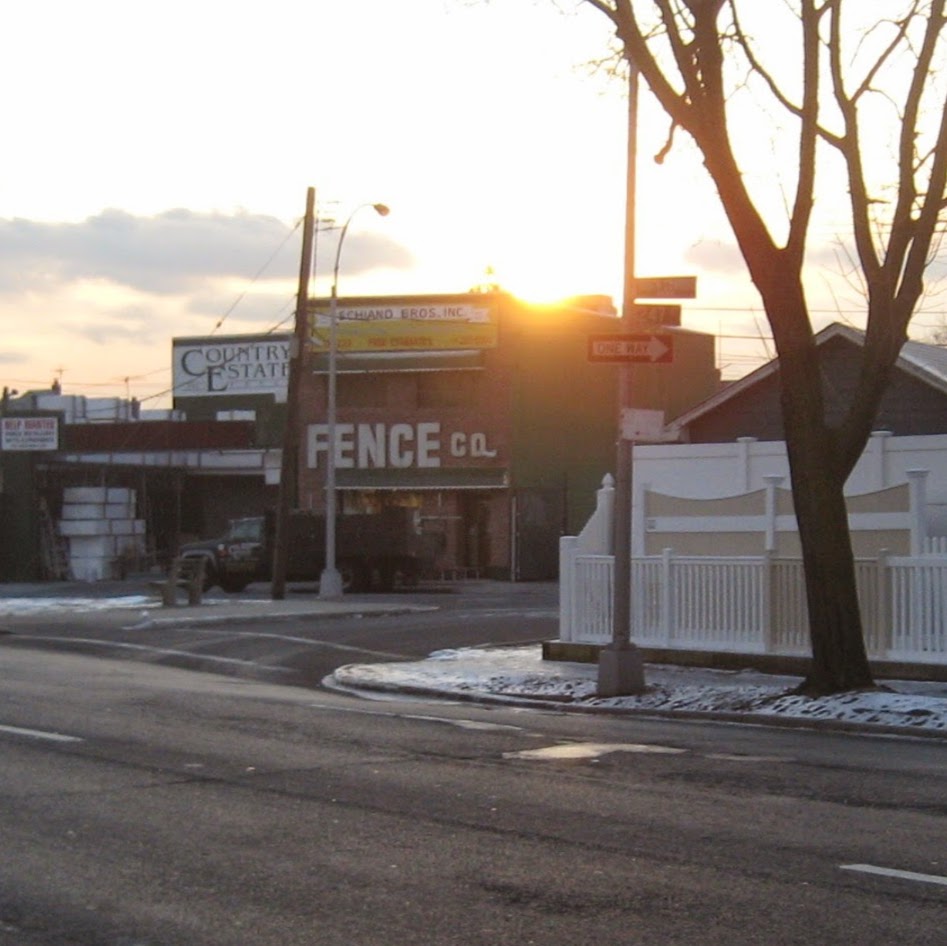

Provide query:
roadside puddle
left=503, top=742, right=687, bottom=761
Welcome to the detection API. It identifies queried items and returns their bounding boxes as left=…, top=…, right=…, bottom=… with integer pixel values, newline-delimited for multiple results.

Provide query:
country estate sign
left=172, top=336, right=290, bottom=400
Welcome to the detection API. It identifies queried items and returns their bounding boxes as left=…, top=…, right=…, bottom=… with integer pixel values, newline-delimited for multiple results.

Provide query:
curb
left=325, top=672, right=947, bottom=742
left=124, top=603, right=434, bottom=629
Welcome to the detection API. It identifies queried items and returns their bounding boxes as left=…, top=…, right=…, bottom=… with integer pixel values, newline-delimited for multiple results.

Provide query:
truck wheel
left=399, top=565, right=420, bottom=588
left=181, top=556, right=216, bottom=591
left=340, top=560, right=369, bottom=593
left=202, top=563, right=217, bottom=592
left=377, top=561, right=396, bottom=593
left=218, top=576, right=250, bottom=593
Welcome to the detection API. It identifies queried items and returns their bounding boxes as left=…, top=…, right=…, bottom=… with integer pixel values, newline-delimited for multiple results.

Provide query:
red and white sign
left=1, top=416, right=59, bottom=451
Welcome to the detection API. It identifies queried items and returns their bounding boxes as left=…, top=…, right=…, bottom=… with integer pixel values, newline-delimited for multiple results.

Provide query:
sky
left=2, top=0, right=946, bottom=408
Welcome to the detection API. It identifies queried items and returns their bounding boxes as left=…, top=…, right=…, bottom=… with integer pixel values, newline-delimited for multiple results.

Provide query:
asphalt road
left=1, top=581, right=945, bottom=944
left=1, top=646, right=945, bottom=946
left=0, top=580, right=558, bottom=688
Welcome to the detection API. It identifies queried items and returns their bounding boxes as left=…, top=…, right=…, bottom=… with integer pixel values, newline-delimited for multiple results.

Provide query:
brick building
left=174, top=290, right=719, bottom=580
left=1, top=291, right=719, bottom=582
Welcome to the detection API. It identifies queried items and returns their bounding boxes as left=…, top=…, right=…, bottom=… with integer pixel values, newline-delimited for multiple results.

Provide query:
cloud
left=70, top=304, right=163, bottom=346
left=0, top=208, right=414, bottom=297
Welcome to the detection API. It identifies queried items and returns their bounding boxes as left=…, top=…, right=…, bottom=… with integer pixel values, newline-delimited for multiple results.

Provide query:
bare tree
left=578, top=1, right=947, bottom=693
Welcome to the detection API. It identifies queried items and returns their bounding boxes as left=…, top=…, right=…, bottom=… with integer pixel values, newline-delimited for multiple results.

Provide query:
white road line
left=16, top=636, right=294, bottom=672
left=0, top=723, right=83, bottom=743
left=402, top=713, right=524, bottom=732
left=26, top=632, right=405, bottom=662
left=840, top=864, right=947, bottom=887
left=200, top=630, right=407, bottom=660
left=307, top=700, right=523, bottom=732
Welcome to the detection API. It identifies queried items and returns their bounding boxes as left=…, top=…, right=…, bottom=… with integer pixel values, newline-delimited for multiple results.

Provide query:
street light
left=320, top=201, right=390, bottom=599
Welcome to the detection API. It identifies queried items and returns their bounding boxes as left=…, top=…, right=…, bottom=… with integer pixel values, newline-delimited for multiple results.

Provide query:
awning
left=336, top=467, right=508, bottom=490
left=309, top=350, right=485, bottom=374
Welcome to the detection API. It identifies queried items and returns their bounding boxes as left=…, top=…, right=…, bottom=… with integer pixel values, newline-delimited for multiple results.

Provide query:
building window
left=417, top=372, right=478, bottom=408
left=338, top=374, right=387, bottom=408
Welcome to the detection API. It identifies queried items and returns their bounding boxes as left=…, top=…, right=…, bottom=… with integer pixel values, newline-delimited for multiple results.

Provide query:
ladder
left=38, top=498, right=71, bottom=580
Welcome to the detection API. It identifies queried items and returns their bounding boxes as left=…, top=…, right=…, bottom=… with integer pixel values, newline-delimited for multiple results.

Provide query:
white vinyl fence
left=559, top=539, right=947, bottom=664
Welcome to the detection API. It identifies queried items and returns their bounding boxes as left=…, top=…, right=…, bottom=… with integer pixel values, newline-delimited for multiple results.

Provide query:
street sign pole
left=598, top=63, right=646, bottom=698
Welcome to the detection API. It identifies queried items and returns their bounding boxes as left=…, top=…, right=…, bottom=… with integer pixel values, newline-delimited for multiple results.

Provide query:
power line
left=209, top=217, right=303, bottom=336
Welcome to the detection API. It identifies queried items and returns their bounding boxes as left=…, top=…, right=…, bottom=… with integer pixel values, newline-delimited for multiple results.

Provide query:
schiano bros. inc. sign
left=308, top=302, right=498, bottom=353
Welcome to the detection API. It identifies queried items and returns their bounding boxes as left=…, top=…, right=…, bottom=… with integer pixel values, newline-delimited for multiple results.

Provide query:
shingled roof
left=671, top=322, right=947, bottom=432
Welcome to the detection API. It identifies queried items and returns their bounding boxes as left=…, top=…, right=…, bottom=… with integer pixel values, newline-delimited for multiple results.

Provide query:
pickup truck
left=179, top=507, right=438, bottom=593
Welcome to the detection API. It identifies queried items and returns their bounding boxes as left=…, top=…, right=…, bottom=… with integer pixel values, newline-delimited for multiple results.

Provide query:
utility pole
left=597, top=63, right=646, bottom=696
left=271, top=186, right=316, bottom=600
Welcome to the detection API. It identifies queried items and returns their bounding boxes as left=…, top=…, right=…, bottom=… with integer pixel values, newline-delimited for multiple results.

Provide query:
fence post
left=876, top=548, right=890, bottom=658
left=867, top=429, right=893, bottom=490
left=559, top=536, right=577, bottom=642
left=906, top=469, right=929, bottom=556
left=661, top=547, right=674, bottom=645
left=737, top=437, right=757, bottom=492
left=762, top=549, right=774, bottom=653
left=763, top=474, right=784, bottom=552
left=576, top=474, right=615, bottom=555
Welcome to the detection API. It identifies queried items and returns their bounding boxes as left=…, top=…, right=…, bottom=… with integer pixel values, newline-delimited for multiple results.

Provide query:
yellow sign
left=308, top=302, right=498, bottom=352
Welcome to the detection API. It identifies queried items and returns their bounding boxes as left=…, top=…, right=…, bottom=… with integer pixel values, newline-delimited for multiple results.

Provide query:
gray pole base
left=319, top=567, right=343, bottom=600
left=597, top=643, right=646, bottom=697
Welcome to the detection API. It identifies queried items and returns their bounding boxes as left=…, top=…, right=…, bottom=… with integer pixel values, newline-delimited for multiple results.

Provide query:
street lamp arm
left=320, top=199, right=390, bottom=600
left=332, top=203, right=391, bottom=292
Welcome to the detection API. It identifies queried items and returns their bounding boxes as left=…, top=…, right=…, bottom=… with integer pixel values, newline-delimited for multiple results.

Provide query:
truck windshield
left=229, top=518, right=263, bottom=541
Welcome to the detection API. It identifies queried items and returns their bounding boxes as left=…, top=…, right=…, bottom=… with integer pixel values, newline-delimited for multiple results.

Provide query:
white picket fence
left=559, top=539, right=947, bottom=664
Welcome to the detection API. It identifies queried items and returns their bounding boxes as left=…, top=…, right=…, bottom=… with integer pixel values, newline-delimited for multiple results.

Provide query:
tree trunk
left=778, top=339, right=876, bottom=695
left=788, top=449, right=875, bottom=693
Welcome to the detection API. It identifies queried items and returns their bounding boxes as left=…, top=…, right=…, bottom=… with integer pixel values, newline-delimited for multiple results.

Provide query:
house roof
left=670, top=322, right=947, bottom=431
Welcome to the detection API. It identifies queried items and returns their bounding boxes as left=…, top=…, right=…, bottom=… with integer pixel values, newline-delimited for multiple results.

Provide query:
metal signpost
left=595, top=56, right=699, bottom=696
left=591, top=293, right=692, bottom=696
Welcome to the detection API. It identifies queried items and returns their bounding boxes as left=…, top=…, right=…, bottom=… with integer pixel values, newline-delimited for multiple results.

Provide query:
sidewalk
left=328, top=644, right=947, bottom=739
left=1, top=582, right=945, bottom=739
left=0, top=578, right=434, bottom=631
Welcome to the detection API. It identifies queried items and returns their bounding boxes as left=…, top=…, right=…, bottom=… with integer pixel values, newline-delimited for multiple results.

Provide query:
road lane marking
left=307, top=700, right=523, bottom=732
left=706, top=753, right=787, bottom=763
left=0, top=723, right=83, bottom=743
left=9, top=636, right=295, bottom=672
left=840, top=864, right=947, bottom=887
left=402, top=713, right=523, bottom=732
left=206, top=630, right=407, bottom=660
left=23, top=631, right=406, bottom=663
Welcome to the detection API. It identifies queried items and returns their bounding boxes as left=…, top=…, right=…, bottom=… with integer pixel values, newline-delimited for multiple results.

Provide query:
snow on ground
left=331, top=645, right=947, bottom=735
left=1, top=594, right=945, bottom=735
left=0, top=596, right=158, bottom=615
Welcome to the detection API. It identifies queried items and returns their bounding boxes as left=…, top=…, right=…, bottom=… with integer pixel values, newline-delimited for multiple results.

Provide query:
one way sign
left=587, top=333, right=674, bottom=364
